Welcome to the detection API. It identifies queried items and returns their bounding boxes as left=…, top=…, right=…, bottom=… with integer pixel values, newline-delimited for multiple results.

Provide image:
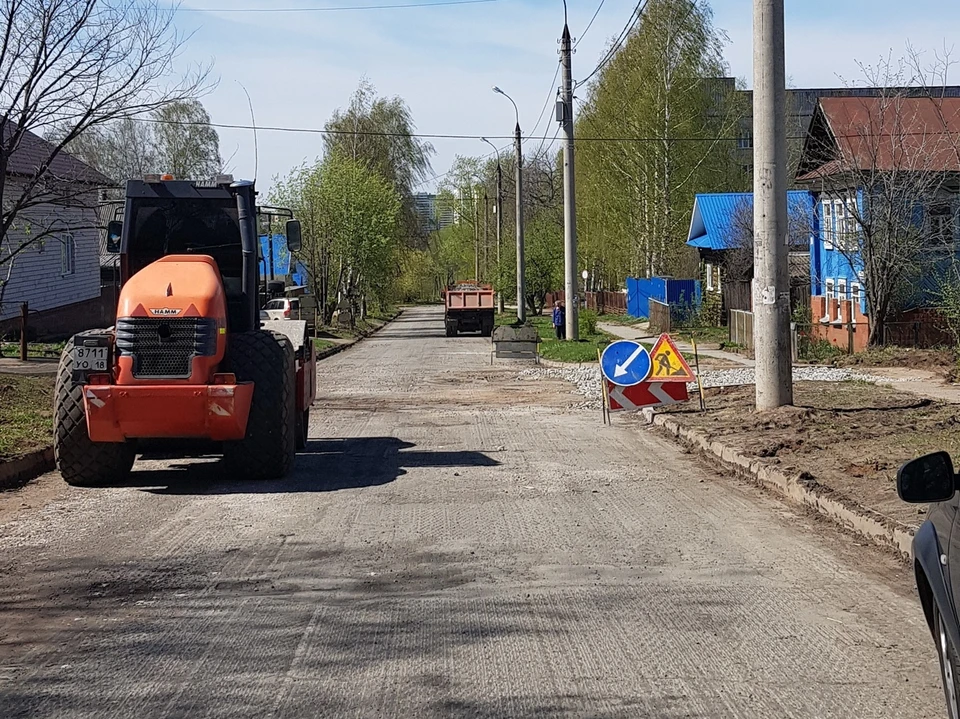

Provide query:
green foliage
left=323, top=80, right=435, bottom=247
left=935, top=263, right=960, bottom=347
left=523, top=207, right=563, bottom=315
left=579, top=309, right=599, bottom=336
left=522, top=315, right=613, bottom=363
left=800, top=338, right=844, bottom=363
left=270, top=153, right=402, bottom=316
left=575, top=0, right=743, bottom=284
left=395, top=248, right=438, bottom=303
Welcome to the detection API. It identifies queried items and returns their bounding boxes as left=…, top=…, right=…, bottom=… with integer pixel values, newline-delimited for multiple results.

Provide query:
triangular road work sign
left=648, top=334, right=695, bottom=382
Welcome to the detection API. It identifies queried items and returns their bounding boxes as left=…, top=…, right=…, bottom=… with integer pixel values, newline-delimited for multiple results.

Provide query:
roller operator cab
left=54, top=177, right=316, bottom=487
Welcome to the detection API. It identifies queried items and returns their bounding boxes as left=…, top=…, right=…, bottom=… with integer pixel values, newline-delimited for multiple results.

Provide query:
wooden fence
left=648, top=299, right=671, bottom=333
left=728, top=309, right=754, bottom=350
left=722, top=280, right=810, bottom=321
left=544, top=290, right=627, bottom=314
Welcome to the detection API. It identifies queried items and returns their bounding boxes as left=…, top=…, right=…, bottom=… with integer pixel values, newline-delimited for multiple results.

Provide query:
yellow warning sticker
left=649, top=334, right=695, bottom=382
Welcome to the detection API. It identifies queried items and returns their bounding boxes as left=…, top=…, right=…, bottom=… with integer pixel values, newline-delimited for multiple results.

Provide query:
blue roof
left=686, top=191, right=813, bottom=251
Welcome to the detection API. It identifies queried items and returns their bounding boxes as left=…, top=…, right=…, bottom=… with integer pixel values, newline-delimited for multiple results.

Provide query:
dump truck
left=443, top=282, right=495, bottom=337
left=54, top=175, right=316, bottom=486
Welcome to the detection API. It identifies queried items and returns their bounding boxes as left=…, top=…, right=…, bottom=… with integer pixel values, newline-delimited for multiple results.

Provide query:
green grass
left=0, top=374, right=55, bottom=460
left=0, top=341, right=65, bottom=359
left=496, top=312, right=614, bottom=363
left=312, top=338, right=337, bottom=352
left=681, top=325, right=729, bottom=344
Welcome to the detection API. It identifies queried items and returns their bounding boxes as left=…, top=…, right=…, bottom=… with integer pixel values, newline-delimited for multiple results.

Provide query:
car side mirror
left=286, top=219, right=302, bottom=252
left=897, top=451, right=957, bottom=503
left=106, top=220, right=122, bottom=254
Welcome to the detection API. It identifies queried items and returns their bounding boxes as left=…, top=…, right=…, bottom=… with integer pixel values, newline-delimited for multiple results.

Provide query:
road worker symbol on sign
left=649, top=334, right=695, bottom=382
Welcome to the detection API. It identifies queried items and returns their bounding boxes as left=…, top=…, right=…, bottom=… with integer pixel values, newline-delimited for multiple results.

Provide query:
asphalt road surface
left=0, top=306, right=946, bottom=718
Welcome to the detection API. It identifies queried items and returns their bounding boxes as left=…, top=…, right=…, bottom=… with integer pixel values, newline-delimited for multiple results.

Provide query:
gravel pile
left=695, top=366, right=907, bottom=388
left=519, top=364, right=910, bottom=409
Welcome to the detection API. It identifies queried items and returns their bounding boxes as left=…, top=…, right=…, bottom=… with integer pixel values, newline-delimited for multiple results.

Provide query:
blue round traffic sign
left=600, top=340, right=652, bottom=386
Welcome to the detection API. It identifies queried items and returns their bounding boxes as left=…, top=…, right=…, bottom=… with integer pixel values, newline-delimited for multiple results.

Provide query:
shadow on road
left=122, top=437, right=499, bottom=495
left=0, top=538, right=687, bottom=718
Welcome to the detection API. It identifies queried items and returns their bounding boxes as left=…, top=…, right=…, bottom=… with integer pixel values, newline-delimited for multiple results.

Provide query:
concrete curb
left=0, top=447, right=54, bottom=491
left=643, top=409, right=916, bottom=560
left=313, top=309, right=404, bottom=361
left=0, top=311, right=406, bottom=493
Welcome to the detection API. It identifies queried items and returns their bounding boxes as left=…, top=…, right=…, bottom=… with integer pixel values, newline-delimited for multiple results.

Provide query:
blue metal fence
left=626, top=277, right=701, bottom=318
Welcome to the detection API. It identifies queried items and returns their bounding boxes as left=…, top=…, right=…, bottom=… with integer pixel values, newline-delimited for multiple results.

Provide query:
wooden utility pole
left=19, top=303, right=27, bottom=361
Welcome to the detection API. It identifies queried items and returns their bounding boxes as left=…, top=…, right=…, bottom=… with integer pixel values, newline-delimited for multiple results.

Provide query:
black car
left=899, top=452, right=960, bottom=718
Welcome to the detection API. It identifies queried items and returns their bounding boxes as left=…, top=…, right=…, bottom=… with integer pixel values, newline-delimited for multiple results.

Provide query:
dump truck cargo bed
left=444, top=282, right=495, bottom=337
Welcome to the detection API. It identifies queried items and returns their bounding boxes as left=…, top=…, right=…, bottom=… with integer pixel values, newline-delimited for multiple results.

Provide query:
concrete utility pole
left=483, top=192, right=489, bottom=279
left=474, top=188, right=480, bottom=280
left=753, top=0, right=793, bottom=408
left=513, top=122, right=526, bottom=323
left=559, top=23, right=579, bottom=340
left=480, top=137, right=505, bottom=313
left=493, top=86, right=525, bottom=323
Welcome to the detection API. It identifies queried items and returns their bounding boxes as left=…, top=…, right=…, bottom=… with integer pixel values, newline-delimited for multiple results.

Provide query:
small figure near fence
left=552, top=301, right=566, bottom=340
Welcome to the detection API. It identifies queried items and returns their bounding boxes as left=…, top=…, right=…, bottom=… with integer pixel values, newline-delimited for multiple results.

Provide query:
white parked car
left=262, top=297, right=299, bottom=321
left=261, top=296, right=317, bottom=331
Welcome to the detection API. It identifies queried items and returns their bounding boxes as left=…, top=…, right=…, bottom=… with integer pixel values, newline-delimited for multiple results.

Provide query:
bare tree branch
left=0, top=0, right=214, bottom=306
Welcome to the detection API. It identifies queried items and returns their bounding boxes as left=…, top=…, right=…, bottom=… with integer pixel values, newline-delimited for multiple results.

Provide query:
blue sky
left=170, top=0, right=960, bottom=193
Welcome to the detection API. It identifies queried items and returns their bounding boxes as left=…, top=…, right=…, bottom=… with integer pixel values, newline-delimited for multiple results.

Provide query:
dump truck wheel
left=223, top=331, right=296, bottom=480
left=445, top=320, right=458, bottom=337
left=481, top=317, right=494, bottom=337
left=54, top=337, right=135, bottom=487
left=296, top=409, right=309, bottom=451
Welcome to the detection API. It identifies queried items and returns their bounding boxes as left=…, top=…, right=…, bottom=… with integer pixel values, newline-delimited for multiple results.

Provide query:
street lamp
left=492, top=85, right=525, bottom=323
left=480, top=137, right=504, bottom=314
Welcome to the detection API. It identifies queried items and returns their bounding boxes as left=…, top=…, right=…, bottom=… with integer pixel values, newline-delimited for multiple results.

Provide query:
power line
left=573, top=0, right=605, bottom=49
left=175, top=0, right=498, bottom=12
left=138, top=115, right=956, bottom=143
left=575, top=0, right=648, bottom=89
left=529, top=63, right=561, bottom=149
left=412, top=141, right=512, bottom=188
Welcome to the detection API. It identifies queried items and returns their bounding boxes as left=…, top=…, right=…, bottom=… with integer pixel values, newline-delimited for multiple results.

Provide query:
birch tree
left=576, top=0, right=742, bottom=283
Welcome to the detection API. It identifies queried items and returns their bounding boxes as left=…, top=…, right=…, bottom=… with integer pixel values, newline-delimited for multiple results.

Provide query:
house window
left=841, top=198, right=859, bottom=250
left=737, top=129, right=753, bottom=150
left=705, top=262, right=714, bottom=291
left=835, top=279, right=847, bottom=323
left=833, top=199, right=846, bottom=250
left=929, top=204, right=956, bottom=252
left=822, top=279, right=834, bottom=323
left=60, top=233, right=76, bottom=276
left=851, top=282, right=862, bottom=324
left=822, top=200, right=834, bottom=249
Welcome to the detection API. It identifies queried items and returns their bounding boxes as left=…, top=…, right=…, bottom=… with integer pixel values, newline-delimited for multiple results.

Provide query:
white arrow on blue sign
left=600, top=340, right=652, bottom=387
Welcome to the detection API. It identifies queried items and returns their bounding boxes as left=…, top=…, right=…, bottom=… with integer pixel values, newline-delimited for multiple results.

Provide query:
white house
left=1, top=125, right=110, bottom=337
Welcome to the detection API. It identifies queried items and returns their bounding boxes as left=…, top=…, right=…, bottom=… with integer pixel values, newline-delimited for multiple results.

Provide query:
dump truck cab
left=54, top=176, right=316, bottom=486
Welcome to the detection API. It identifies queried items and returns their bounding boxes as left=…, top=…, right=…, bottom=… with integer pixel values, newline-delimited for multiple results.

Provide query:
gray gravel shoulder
left=519, top=365, right=912, bottom=410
